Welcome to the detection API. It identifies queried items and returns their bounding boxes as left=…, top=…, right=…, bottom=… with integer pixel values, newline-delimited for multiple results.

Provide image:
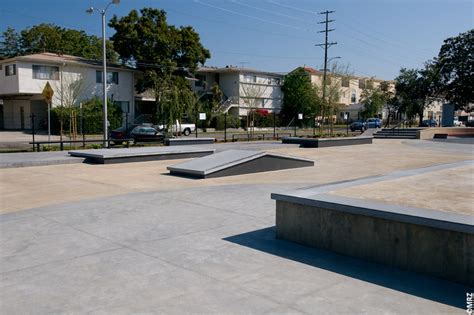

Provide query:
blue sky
left=1, top=0, right=472, bottom=80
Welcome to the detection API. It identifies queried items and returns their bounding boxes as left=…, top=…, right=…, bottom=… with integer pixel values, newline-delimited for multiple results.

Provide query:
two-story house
left=192, top=66, right=284, bottom=117
left=300, top=66, right=395, bottom=121
left=0, top=53, right=136, bottom=130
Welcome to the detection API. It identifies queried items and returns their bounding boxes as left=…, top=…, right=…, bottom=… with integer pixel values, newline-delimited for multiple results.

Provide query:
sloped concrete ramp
left=69, top=147, right=215, bottom=164
left=167, top=149, right=314, bottom=178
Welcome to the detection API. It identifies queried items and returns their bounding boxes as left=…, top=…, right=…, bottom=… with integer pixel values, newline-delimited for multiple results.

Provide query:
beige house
left=300, top=66, right=395, bottom=122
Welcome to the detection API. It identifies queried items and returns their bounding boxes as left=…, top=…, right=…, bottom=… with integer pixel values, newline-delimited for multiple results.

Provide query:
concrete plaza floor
left=0, top=139, right=473, bottom=314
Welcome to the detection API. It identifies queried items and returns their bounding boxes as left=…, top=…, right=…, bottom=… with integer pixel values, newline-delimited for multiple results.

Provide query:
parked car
left=110, top=125, right=138, bottom=145
left=365, top=118, right=382, bottom=129
left=129, top=126, right=163, bottom=143
left=421, top=119, right=438, bottom=127
left=453, top=117, right=463, bottom=127
left=156, top=120, right=195, bottom=136
left=110, top=124, right=162, bottom=144
left=350, top=120, right=366, bottom=132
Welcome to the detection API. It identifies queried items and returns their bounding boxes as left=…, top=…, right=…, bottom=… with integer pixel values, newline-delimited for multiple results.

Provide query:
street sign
left=298, top=113, right=303, bottom=120
left=42, top=82, right=54, bottom=102
left=199, top=113, right=206, bottom=120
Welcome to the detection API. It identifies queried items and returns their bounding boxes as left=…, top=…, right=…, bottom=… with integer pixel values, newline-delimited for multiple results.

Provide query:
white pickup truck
left=156, top=120, right=196, bottom=136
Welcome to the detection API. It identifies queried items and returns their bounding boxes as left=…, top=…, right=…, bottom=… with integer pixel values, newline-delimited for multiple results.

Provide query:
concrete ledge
left=168, top=149, right=314, bottom=178
left=417, top=127, right=474, bottom=140
left=271, top=192, right=474, bottom=285
left=164, top=138, right=215, bottom=146
left=69, top=147, right=215, bottom=164
left=282, top=136, right=373, bottom=148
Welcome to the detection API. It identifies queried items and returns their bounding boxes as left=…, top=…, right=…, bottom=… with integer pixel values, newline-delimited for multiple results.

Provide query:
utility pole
left=315, top=10, right=337, bottom=135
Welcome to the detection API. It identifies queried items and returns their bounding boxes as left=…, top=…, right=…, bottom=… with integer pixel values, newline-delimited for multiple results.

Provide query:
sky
left=1, top=0, right=472, bottom=80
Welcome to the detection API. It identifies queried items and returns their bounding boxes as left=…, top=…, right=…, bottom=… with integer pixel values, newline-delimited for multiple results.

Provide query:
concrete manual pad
left=68, top=146, right=215, bottom=164
left=167, top=149, right=314, bottom=178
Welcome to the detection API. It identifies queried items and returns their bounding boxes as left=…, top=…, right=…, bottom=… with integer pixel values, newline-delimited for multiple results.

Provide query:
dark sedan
left=110, top=124, right=163, bottom=144
left=421, top=119, right=438, bottom=127
left=350, top=120, right=366, bottom=132
left=129, top=126, right=163, bottom=143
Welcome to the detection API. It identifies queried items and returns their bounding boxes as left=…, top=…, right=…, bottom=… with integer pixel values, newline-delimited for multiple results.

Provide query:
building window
left=33, top=65, right=59, bottom=80
left=351, top=90, right=357, bottom=103
left=271, top=77, right=281, bottom=85
left=341, top=78, right=350, bottom=87
left=358, top=79, right=366, bottom=89
left=5, top=64, right=16, bottom=76
left=195, top=74, right=206, bottom=88
left=115, top=101, right=130, bottom=113
left=243, top=75, right=256, bottom=83
left=366, top=80, right=374, bottom=89
left=96, top=70, right=119, bottom=84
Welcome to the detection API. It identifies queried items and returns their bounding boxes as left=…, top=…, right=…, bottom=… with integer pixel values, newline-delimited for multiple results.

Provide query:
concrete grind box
left=274, top=200, right=474, bottom=286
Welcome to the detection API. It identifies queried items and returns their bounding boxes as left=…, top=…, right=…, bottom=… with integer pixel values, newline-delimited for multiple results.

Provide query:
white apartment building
left=193, top=66, right=284, bottom=117
left=0, top=53, right=136, bottom=130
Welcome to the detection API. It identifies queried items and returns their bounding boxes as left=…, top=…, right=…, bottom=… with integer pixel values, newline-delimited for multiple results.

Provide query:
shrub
left=211, top=114, right=241, bottom=130
left=50, top=97, right=122, bottom=134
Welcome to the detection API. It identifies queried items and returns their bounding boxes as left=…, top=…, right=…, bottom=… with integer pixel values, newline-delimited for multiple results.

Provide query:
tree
left=394, top=67, right=436, bottom=126
left=360, top=81, right=393, bottom=120
left=109, top=8, right=210, bottom=128
left=281, top=67, right=319, bottom=126
left=433, top=29, right=473, bottom=110
left=0, top=27, right=22, bottom=58
left=1, top=23, right=118, bottom=62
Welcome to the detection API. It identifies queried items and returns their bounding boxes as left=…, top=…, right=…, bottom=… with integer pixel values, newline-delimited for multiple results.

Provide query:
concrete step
left=374, top=134, right=417, bottom=139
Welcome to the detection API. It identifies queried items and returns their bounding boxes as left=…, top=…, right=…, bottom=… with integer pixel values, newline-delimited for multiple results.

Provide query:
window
left=243, top=75, right=256, bottom=83
left=5, top=64, right=16, bottom=76
left=351, top=90, right=357, bottom=103
left=358, top=79, right=366, bottom=89
left=271, top=77, right=281, bottom=85
left=115, top=101, right=130, bottom=113
left=96, top=70, right=119, bottom=84
left=341, top=78, right=350, bottom=87
left=33, top=65, right=59, bottom=80
left=195, top=74, right=206, bottom=87
left=366, top=80, right=374, bottom=89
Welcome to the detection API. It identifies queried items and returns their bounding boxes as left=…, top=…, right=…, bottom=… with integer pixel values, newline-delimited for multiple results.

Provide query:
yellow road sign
left=42, top=82, right=54, bottom=102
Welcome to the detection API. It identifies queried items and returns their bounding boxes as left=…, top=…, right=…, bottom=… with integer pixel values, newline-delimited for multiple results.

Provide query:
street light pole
left=87, top=0, right=120, bottom=148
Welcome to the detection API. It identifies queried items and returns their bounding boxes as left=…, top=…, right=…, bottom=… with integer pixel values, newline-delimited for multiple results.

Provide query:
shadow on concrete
left=223, top=226, right=469, bottom=309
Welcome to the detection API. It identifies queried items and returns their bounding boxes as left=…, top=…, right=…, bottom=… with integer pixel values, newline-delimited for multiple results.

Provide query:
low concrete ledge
left=271, top=192, right=474, bottom=285
left=417, top=127, right=474, bottom=140
left=164, top=138, right=215, bottom=146
left=282, top=136, right=372, bottom=148
left=69, top=147, right=215, bottom=164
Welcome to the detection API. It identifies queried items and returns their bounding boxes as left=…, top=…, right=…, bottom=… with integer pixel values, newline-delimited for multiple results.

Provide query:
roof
left=198, top=65, right=285, bottom=77
left=301, top=66, right=322, bottom=75
left=0, top=52, right=134, bottom=72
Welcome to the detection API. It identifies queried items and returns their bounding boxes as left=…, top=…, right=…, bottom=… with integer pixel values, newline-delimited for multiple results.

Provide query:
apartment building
left=193, top=66, right=284, bottom=117
left=0, top=53, right=136, bottom=130
left=300, top=66, right=395, bottom=121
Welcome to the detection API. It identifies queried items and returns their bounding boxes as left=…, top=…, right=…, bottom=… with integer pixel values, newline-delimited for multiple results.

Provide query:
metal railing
left=231, top=132, right=291, bottom=142
left=390, top=119, right=409, bottom=135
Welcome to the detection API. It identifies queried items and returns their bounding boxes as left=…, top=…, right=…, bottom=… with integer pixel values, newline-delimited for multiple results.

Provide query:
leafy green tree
left=281, top=67, right=320, bottom=126
left=1, top=23, right=118, bottom=61
left=360, top=81, right=393, bottom=119
left=433, top=29, right=473, bottom=109
left=394, top=67, right=436, bottom=126
left=0, top=27, right=22, bottom=58
left=109, top=8, right=210, bottom=129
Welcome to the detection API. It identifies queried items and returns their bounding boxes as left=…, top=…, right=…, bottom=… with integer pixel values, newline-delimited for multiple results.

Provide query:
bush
left=50, top=97, right=122, bottom=134
left=211, top=114, right=241, bottom=130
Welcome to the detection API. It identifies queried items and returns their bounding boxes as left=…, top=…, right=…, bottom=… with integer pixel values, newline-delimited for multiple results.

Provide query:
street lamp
left=86, top=0, right=120, bottom=148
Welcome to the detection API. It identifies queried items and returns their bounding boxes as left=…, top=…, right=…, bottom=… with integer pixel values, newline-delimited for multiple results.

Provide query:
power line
left=194, top=0, right=308, bottom=31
